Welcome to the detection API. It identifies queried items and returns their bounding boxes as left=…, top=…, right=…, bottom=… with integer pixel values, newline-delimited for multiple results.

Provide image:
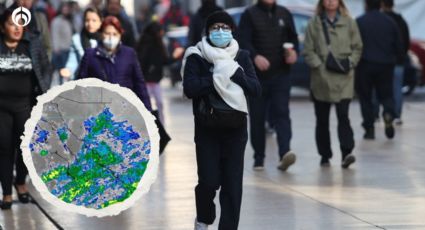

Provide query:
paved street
left=1, top=84, right=425, bottom=230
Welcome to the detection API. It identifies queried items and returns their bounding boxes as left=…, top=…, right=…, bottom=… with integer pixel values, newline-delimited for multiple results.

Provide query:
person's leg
left=249, top=80, right=268, bottom=164
left=313, top=98, right=332, bottom=160
left=149, top=83, right=165, bottom=125
left=372, top=90, right=380, bottom=121
left=376, top=64, right=396, bottom=139
left=218, top=124, right=247, bottom=230
left=393, top=65, right=404, bottom=120
left=355, top=61, right=375, bottom=136
left=269, top=75, right=292, bottom=159
left=194, top=125, right=221, bottom=225
left=0, top=109, right=14, bottom=199
left=14, top=106, right=32, bottom=188
left=335, top=99, right=355, bottom=157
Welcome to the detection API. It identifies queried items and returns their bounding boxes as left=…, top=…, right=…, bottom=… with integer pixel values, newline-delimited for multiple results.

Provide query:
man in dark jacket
left=187, top=0, right=222, bottom=47
left=104, top=0, right=136, bottom=47
left=238, top=0, right=299, bottom=171
left=356, top=0, right=402, bottom=140
left=382, top=0, right=410, bottom=124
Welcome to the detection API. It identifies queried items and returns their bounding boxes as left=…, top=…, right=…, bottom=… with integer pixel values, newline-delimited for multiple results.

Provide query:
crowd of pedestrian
left=0, top=0, right=411, bottom=230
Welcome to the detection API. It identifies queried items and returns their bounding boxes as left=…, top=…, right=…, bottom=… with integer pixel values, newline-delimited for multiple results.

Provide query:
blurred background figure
left=35, top=0, right=57, bottom=25
left=60, top=6, right=102, bottom=80
left=137, top=21, right=184, bottom=125
left=51, top=1, right=74, bottom=84
left=0, top=8, right=52, bottom=210
left=103, top=0, right=136, bottom=47
left=382, top=0, right=410, bottom=125
left=88, top=0, right=103, bottom=11
left=70, top=0, right=83, bottom=32
left=303, top=0, right=362, bottom=168
left=355, top=0, right=402, bottom=140
left=187, top=0, right=222, bottom=47
left=136, top=3, right=153, bottom=35
left=77, top=16, right=152, bottom=111
left=160, top=0, right=189, bottom=32
left=12, top=0, right=51, bottom=57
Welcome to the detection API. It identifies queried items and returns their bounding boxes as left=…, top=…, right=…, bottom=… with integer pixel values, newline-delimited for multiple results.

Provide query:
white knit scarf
left=181, top=37, right=248, bottom=113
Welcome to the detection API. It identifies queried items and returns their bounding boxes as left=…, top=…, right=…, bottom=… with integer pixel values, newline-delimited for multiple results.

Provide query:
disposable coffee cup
left=283, top=43, right=294, bottom=57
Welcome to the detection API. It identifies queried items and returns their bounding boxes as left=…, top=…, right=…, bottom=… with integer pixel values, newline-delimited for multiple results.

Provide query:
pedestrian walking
left=182, top=11, right=261, bottom=230
left=303, top=0, right=363, bottom=168
left=238, top=0, right=299, bottom=171
left=355, top=0, right=402, bottom=140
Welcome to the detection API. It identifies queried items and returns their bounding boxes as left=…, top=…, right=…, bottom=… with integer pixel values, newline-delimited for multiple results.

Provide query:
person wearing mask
left=0, top=8, right=52, bottom=209
left=182, top=11, right=261, bottom=230
left=187, top=0, right=222, bottom=47
left=137, top=22, right=184, bottom=125
left=382, top=0, right=410, bottom=125
left=303, top=0, right=363, bottom=168
left=60, top=7, right=103, bottom=80
left=77, top=16, right=152, bottom=111
left=104, top=0, right=136, bottom=47
left=51, top=2, right=74, bottom=84
left=12, top=0, right=51, bottom=57
left=238, top=0, right=299, bottom=171
left=356, top=0, right=402, bottom=140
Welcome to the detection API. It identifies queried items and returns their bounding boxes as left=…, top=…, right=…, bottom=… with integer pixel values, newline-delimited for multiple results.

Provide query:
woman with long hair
left=136, top=21, right=183, bottom=124
left=303, top=0, right=363, bottom=168
left=77, top=16, right=152, bottom=111
left=61, top=7, right=103, bottom=80
left=0, top=9, right=52, bottom=209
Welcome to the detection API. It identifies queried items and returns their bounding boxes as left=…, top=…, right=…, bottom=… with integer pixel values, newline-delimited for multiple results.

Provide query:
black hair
left=366, top=0, right=382, bottom=10
left=0, top=8, right=13, bottom=29
left=382, top=0, right=394, bottom=8
left=137, top=22, right=167, bottom=60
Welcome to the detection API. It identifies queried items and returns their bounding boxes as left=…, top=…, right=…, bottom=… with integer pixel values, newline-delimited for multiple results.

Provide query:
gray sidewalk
left=1, top=86, right=425, bottom=230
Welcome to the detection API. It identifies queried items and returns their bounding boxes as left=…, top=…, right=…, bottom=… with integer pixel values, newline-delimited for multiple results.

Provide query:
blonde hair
left=316, top=0, right=350, bottom=17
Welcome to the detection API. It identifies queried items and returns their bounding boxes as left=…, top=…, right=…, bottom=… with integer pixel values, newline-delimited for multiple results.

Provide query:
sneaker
left=384, top=114, right=395, bottom=139
left=278, top=152, right=296, bottom=171
left=253, top=159, right=264, bottom=171
left=320, top=158, right=331, bottom=167
left=194, top=219, right=208, bottom=230
left=341, top=154, right=356, bottom=169
left=363, top=128, right=375, bottom=140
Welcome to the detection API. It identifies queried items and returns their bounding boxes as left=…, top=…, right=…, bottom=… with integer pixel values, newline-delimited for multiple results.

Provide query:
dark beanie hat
left=205, top=11, right=235, bottom=35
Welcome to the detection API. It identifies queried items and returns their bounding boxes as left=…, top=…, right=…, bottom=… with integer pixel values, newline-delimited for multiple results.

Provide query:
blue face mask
left=209, top=29, right=233, bottom=48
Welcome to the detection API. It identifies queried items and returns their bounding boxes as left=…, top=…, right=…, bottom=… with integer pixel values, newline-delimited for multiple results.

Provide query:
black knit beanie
left=205, top=11, right=235, bottom=35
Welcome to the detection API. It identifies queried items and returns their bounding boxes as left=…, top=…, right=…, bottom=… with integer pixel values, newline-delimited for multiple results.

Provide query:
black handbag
left=197, top=90, right=247, bottom=129
left=321, top=18, right=351, bottom=74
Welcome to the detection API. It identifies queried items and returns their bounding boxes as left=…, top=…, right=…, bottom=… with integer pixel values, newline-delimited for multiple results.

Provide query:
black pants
left=355, top=61, right=395, bottom=129
left=313, top=98, right=354, bottom=159
left=194, top=120, right=247, bottom=230
left=0, top=97, right=31, bottom=196
left=249, top=74, right=291, bottom=160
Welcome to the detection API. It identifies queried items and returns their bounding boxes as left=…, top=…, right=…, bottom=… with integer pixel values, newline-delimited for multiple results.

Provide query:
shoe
left=341, top=154, right=356, bottom=169
left=278, top=152, right=296, bottom=171
left=394, top=118, right=403, bottom=126
left=0, top=200, right=12, bottom=210
left=384, top=114, right=395, bottom=139
left=253, top=159, right=264, bottom=171
left=363, top=128, right=375, bottom=140
left=194, top=218, right=208, bottom=230
left=14, top=184, right=30, bottom=204
left=320, top=158, right=331, bottom=167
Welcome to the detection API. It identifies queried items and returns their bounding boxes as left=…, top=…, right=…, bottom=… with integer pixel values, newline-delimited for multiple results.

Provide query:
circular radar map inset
left=21, top=78, right=159, bottom=217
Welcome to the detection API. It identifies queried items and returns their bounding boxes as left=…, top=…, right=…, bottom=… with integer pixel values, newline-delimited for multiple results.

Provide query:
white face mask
left=103, top=37, right=120, bottom=50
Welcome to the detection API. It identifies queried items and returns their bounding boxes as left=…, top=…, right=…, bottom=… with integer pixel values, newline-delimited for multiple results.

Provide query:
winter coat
left=77, top=44, right=152, bottom=111
left=303, top=15, right=363, bottom=102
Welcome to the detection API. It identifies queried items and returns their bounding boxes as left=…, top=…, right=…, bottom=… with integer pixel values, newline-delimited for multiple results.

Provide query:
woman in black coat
left=182, top=11, right=261, bottom=230
left=0, top=9, right=52, bottom=209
